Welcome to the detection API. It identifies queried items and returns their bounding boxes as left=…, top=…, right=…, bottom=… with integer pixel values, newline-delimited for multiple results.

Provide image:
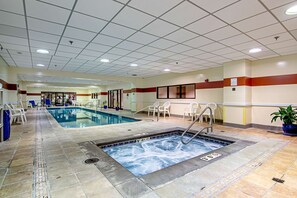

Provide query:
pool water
left=102, top=134, right=226, bottom=176
left=47, top=107, right=138, bottom=128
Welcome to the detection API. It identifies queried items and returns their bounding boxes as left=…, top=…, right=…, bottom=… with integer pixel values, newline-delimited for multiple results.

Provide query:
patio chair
left=28, top=100, right=37, bottom=108
left=183, top=102, right=199, bottom=121
left=148, top=101, right=160, bottom=116
left=45, top=98, right=52, bottom=107
left=5, top=104, right=26, bottom=125
left=158, top=101, right=171, bottom=118
left=200, top=103, right=217, bottom=123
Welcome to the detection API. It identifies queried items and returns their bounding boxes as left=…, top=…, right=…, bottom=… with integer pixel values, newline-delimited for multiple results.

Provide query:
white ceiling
left=0, top=0, right=297, bottom=81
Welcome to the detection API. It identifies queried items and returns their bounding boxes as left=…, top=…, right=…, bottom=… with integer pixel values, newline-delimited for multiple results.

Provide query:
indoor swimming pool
left=47, top=107, right=139, bottom=128
left=102, top=132, right=231, bottom=176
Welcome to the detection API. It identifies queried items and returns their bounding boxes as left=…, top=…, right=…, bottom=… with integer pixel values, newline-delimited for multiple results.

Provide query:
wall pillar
left=223, top=60, right=252, bottom=128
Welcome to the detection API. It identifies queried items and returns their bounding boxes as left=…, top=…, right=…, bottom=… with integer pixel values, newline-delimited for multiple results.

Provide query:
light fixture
left=100, top=59, right=109, bottom=63
left=130, top=63, right=138, bottom=67
left=164, top=68, right=171, bottom=72
left=286, top=5, right=297, bottom=15
left=36, top=64, right=45, bottom=67
left=36, top=49, right=49, bottom=54
left=249, top=48, right=262, bottom=53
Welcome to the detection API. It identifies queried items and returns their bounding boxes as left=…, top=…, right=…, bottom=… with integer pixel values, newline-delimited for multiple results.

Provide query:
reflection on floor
left=0, top=108, right=296, bottom=198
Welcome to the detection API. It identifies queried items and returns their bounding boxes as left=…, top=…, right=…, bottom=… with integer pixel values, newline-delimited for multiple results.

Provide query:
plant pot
left=103, top=105, right=107, bottom=109
left=282, top=124, right=297, bottom=136
left=115, top=107, right=120, bottom=111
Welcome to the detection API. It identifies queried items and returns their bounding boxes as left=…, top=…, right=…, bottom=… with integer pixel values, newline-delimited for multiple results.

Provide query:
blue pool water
left=102, top=134, right=225, bottom=176
left=47, top=107, right=138, bottom=128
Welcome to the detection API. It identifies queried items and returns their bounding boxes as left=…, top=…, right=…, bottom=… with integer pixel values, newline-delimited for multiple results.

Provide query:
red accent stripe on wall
left=18, top=90, right=27, bottom=94
left=124, top=87, right=157, bottom=93
left=99, top=92, right=108, bottom=95
left=77, top=94, right=91, bottom=96
left=0, top=79, right=17, bottom=90
left=196, top=81, right=224, bottom=89
left=252, top=74, right=297, bottom=86
left=224, top=77, right=252, bottom=87
left=27, top=93, right=41, bottom=96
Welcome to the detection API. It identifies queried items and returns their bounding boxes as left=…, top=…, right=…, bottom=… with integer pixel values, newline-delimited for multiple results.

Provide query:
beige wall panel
left=252, top=106, right=283, bottom=127
left=223, top=106, right=244, bottom=124
left=224, top=86, right=252, bottom=105
left=223, top=60, right=251, bottom=78
left=252, top=53, right=297, bottom=77
left=252, top=85, right=297, bottom=104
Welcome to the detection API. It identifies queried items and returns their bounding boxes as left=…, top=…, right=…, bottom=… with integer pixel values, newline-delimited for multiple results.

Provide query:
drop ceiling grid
left=0, top=0, right=296, bottom=79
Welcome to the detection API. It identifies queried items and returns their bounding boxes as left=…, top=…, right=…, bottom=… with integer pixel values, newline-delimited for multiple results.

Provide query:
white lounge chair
left=183, top=102, right=199, bottom=121
left=148, top=101, right=160, bottom=116
left=6, top=104, right=26, bottom=124
left=200, top=103, right=217, bottom=123
left=158, top=101, right=171, bottom=118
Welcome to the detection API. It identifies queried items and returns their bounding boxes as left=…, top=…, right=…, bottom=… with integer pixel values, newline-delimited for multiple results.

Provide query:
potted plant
left=115, top=102, right=120, bottom=111
left=102, top=101, right=107, bottom=109
left=271, top=105, right=297, bottom=136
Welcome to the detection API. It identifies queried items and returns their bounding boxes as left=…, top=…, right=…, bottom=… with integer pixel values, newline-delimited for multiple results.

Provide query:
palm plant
left=271, top=105, right=297, bottom=124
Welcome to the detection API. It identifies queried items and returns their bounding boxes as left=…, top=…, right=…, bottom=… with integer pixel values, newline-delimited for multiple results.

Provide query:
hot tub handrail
left=181, top=106, right=213, bottom=145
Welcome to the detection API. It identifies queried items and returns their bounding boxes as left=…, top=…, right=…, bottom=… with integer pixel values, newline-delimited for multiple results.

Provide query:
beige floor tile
left=271, top=183, right=297, bottom=197
left=3, top=171, right=32, bottom=185
left=51, top=185, right=86, bottom=198
left=0, top=180, right=32, bottom=197
left=49, top=174, right=79, bottom=192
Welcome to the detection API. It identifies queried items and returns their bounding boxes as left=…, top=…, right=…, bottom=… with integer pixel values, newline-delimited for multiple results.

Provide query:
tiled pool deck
left=0, top=108, right=296, bottom=198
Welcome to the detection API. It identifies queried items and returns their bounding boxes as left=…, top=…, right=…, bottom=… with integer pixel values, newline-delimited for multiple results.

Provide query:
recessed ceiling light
left=286, top=5, right=297, bottom=15
left=36, top=49, right=49, bottom=54
left=100, top=59, right=109, bottom=63
left=249, top=48, right=262, bottom=53
left=164, top=68, right=171, bottom=72
left=36, top=64, right=45, bottom=67
left=130, top=63, right=138, bottom=67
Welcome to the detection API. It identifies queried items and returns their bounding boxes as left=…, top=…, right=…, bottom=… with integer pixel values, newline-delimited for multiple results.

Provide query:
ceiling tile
left=246, top=23, right=286, bottom=39
left=117, top=41, right=143, bottom=51
left=222, top=51, right=246, bottom=59
left=29, top=31, right=59, bottom=43
left=127, top=32, right=158, bottom=45
left=108, top=48, right=131, bottom=56
left=142, top=19, right=179, bottom=37
left=154, top=50, right=175, bottom=57
left=212, top=47, right=237, bottom=55
left=189, top=0, right=238, bottom=13
left=283, top=17, right=297, bottom=30
left=185, top=15, right=226, bottom=35
left=204, top=25, right=240, bottom=41
left=3, top=43, right=29, bottom=52
left=31, top=40, right=58, bottom=51
left=26, top=0, right=70, bottom=24
left=126, top=52, right=147, bottom=59
left=68, top=12, right=107, bottom=33
left=165, top=29, right=197, bottom=43
left=233, top=12, right=278, bottom=32
left=214, top=0, right=266, bottom=24
left=197, top=53, right=216, bottom=59
left=0, top=0, right=24, bottom=14
left=113, top=7, right=155, bottom=29
left=43, top=0, right=76, bottom=9
left=183, top=36, right=213, bottom=48
left=0, top=11, right=26, bottom=28
left=266, top=39, right=297, bottom=50
left=93, top=34, right=122, bottom=46
left=86, top=43, right=112, bottom=52
left=76, top=54, right=97, bottom=61
left=149, top=39, right=177, bottom=49
left=75, top=0, right=123, bottom=21
left=80, top=49, right=103, bottom=57
left=63, top=27, right=96, bottom=41
left=99, top=53, right=121, bottom=60
left=101, top=23, right=136, bottom=39
left=261, top=0, right=296, bottom=9
left=258, top=32, right=294, bottom=45
left=60, top=37, right=88, bottom=48
left=55, top=51, right=77, bottom=58
left=137, top=46, right=161, bottom=54
left=199, top=42, right=225, bottom=52
left=0, top=35, right=28, bottom=46
left=220, top=34, right=252, bottom=46
left=128, top=0, right=182, bottom=17
left=27, top=17, right=65, bottom=35
left=274, top=45, right=297, bottom=55
left=271, top=2, right=297, bottom=21
left=161, top=1, right=208, bottom=27
left=166, top=44, right=192, bottom=53
left=181, top=49, right=204, bottom=56
left=0, top=25, right=27, bottom=39
left=232, top=40, right=263, bottom=51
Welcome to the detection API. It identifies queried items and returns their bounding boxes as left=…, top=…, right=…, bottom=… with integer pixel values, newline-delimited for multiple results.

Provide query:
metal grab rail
left=181, top=106, right=213, bottom=145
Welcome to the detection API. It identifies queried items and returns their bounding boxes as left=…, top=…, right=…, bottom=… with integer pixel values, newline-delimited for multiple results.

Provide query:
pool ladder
left=181, top=106, right=213, bottom=145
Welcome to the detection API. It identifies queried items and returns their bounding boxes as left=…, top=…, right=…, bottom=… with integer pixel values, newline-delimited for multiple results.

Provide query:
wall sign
left=231, top=78, right=237, bottom=86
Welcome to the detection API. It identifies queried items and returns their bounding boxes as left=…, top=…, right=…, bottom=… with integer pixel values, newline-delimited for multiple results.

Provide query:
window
left=157, top=84, right=195, bottom=99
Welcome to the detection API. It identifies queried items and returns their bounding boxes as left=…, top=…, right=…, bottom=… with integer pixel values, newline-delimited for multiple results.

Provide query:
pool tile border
left=79, top=127, right=255, bottom=197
